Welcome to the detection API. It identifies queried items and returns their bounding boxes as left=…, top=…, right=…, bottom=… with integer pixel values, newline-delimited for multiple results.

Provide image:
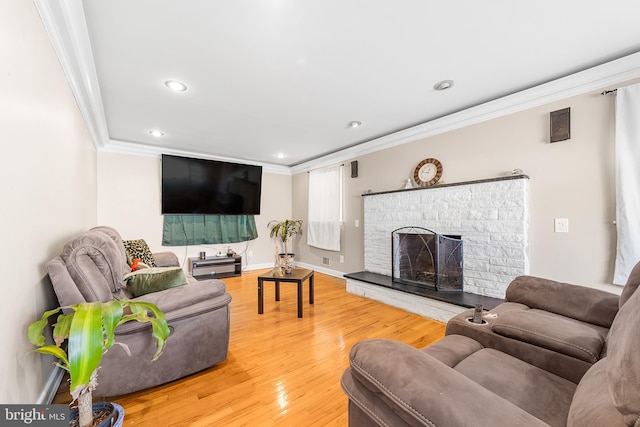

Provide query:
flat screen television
left=161, top=154, right=262, bottom=215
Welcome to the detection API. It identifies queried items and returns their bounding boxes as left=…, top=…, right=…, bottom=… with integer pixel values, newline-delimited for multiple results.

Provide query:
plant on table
left=268, top=219, right=303, bottom=273
left=28, top=299, right=170, bottom=427
left=268, top=219, right=303, bottom=256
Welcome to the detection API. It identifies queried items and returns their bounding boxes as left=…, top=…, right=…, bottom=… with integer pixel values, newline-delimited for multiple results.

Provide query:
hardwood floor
left=63, top=269, right=446, bottom=426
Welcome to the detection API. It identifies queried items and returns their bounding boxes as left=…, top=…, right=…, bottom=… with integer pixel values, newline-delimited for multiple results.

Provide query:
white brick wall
left=363, top=177, right=529, bottom=298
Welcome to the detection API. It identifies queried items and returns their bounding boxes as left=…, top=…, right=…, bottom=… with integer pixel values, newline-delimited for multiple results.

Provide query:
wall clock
left=413, top=158, right=443, bottom=187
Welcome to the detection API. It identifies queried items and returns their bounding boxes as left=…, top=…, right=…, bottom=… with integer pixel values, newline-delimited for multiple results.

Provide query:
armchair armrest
left=506, top=276, right=619, bottom=328
left=153, top=251, right=180, bottom=267
left=342, top=339, right=547, bottom=426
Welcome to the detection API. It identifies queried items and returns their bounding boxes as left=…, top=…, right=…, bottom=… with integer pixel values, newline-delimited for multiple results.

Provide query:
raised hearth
left=345, top=271, right=503, bottom=311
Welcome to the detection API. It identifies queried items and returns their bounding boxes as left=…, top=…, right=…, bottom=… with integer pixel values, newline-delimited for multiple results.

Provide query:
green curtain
left=162, top=215, right=258, bottom=246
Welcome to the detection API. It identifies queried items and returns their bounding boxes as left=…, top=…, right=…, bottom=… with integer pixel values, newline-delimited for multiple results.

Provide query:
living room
left=4, top=0, right=640, bottom=425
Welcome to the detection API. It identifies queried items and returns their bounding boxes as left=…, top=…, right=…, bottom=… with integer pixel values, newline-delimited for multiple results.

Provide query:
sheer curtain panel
left=307, top=165, right=343, bottom=251
left=613, top=83, right=640, bottom=285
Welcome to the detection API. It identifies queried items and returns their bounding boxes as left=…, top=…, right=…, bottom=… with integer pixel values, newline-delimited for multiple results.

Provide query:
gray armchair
left=46, top=226, right=232, bottom=397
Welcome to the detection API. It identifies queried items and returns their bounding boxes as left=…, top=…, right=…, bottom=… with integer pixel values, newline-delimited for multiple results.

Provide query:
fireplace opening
left=392, top=227, right=463, bottom=291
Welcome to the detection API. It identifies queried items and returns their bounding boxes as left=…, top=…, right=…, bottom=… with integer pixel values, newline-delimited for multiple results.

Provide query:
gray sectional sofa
left=46, top=226, right=232, bottom=397
left=341, top=263, right=640, bottom=426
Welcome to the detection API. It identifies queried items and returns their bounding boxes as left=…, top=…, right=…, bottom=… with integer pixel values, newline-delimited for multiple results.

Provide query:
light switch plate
left=555, top=218, right=569, bottom=233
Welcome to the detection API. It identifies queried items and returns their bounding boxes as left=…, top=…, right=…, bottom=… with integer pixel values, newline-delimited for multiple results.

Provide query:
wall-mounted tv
left=161, top=154, right=262, bottom=215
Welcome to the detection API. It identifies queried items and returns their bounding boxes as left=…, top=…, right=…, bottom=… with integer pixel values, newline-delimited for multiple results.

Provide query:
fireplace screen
left=392, top=227, right=463, bottom=291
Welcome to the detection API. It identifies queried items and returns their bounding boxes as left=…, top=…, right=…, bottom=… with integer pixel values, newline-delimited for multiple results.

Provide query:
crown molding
left=103, top=139, right=291, bottom=175
left=34, top=0, right=109, bottom=148
left=36, top=1, right=640, bottom=176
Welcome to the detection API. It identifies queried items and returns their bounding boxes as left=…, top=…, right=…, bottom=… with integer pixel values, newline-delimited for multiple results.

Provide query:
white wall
left=293, top=82, right=640, bottom=294
left=0, top=0, right=97, bottom=403
left=97, top=151, right=291, bottom=270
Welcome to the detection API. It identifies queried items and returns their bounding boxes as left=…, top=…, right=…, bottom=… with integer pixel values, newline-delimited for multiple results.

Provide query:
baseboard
left=37, top=365, right=65, bottom=404
left=295, top=262, right=345, bottom=279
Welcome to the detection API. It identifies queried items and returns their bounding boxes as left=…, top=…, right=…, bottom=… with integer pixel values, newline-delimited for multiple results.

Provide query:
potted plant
left=268, top=219, right=303, bottom=273
left=28, top=299, right=170, bottom=427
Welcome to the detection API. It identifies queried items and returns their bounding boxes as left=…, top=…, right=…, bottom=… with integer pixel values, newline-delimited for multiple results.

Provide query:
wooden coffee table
left=257, top=268, right=314, bottom=318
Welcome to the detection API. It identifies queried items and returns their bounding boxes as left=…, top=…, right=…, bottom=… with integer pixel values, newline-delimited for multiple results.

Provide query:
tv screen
left=161, top=154, right=262, bottom=215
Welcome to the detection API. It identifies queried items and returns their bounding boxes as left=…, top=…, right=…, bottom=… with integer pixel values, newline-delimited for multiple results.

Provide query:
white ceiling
left=37, top=1, right=640, bottom=172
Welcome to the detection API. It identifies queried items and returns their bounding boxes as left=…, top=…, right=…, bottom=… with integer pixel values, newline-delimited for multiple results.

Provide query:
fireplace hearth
left=392, top=227, right=463, bottom=292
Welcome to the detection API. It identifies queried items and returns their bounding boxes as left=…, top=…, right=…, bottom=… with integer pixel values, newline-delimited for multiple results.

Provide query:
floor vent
left=322, top=257, right=330, bottom=265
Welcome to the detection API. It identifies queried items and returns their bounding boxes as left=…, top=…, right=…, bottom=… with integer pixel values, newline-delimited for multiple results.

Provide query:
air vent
left=322, top=257, right=330, bottom=265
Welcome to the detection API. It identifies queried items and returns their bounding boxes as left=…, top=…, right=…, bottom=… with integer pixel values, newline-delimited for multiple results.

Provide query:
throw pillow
left=123, top=267, right=187, bottom=297
left=122, top=239, right=157, bottom=267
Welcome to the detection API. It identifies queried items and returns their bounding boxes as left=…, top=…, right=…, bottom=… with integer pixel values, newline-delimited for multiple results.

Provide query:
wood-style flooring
left=56, top=269, right=445, bottom=426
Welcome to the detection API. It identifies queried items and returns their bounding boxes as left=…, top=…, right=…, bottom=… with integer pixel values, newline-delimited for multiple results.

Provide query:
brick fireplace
left=346, top=175, right=529, bottom=321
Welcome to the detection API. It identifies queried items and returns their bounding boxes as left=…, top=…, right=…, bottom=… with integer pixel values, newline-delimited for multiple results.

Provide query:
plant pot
left=69, top=402, right=124, bottom=427
left=279, top=253, right=295, bottom=274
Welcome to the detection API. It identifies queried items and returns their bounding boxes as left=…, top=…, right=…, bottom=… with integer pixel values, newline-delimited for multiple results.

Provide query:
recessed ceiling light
left=347, top=121, right=362, bottom=128
left=149, top=130, right=165, bottom=137
left=433, top=80, right=454, bottom=91
left=274, top=153, right=287, bottom=159
left=164, top=80, right=187, bottom=91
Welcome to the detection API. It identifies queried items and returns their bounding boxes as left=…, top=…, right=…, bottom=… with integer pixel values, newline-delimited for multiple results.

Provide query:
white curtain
left=613, top=83, right=640, bottom=285
left=307, top=165, right=342, bottom=251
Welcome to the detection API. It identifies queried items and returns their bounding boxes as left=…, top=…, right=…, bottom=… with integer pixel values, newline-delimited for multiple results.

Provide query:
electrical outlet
left=340, top=255, right=345, bottom=263
left=355, top=219, right=360, bottom=228
left=247, top=250, right=253, bottom=258
left=554, top=218, right=569, bottom=233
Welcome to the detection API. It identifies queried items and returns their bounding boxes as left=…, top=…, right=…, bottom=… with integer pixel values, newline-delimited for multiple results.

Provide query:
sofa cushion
left=491, top=309, right=607, bottom=363
left=346, top=338, right=548, bottom=426
left=619, top=260, right=640, bottom=309
left=123, top=267, right=187, bottom=297
left=61, top=231, right=129, bottom=301
left=455, top=348, right=577, bottom=427
left=122, top=238, right=157, bottom=267
left=606, top=278, right=640, bottom=426
left=91, top=226, right=129, bottom=269
left=567, top=359, right=626, bottom=427
left=506, top=275, right=619, bottom=327
left=422, top=334, right=484, bottom=367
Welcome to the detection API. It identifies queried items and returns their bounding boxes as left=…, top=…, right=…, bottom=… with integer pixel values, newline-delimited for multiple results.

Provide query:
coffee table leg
left=297, top=280, right=303, bottom=318
left=258, top=278, right=264, bottom=314
left=309, top=273, right=314, bottom=304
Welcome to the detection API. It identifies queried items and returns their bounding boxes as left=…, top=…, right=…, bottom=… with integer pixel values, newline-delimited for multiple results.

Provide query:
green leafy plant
left=268, top=219, right=303, bottom=255
left=28, top=299, right=170, bottom=427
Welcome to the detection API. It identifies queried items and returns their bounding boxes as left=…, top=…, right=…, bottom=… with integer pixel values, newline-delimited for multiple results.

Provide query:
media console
left=189, top=255, right=242, bottom=280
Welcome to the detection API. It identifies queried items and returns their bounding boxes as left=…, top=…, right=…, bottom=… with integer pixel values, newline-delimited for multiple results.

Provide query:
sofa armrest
left=115, top=280, right=230, bottom=334
left=343, top=339, right=547, bottom=426
left=153, top=251, right=180, bottom=267
left=506, top=276, right=619, bottom=327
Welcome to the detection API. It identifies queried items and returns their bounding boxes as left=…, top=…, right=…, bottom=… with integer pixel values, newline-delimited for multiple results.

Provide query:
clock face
left=418, top=163, right=437, bottom=181
left=413, top=158, right=443, bottom=187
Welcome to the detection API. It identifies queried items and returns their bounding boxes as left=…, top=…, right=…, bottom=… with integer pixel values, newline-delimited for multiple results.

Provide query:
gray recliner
left=46, top=226, right=232, bottom=397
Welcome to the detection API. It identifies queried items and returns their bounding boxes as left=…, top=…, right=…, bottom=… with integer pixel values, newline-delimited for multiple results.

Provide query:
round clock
left=413, top=158, right=443, bottom=187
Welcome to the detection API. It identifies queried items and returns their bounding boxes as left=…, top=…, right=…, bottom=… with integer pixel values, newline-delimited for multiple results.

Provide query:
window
left=307, top=165, right=343, bottom=251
